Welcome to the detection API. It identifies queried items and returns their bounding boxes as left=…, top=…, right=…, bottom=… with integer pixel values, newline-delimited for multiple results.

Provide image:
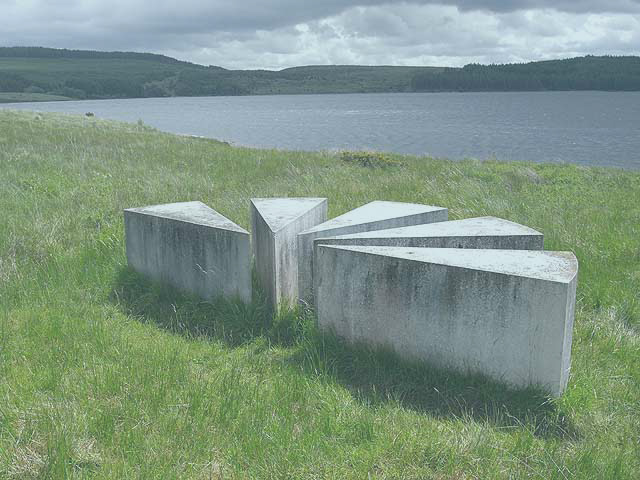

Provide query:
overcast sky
left=1, top=1, right=639, bottom=69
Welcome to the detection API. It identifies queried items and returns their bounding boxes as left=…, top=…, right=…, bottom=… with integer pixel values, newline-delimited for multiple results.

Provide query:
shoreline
left=0, top=104, right=637, bottom=171
left=2, top=88, right=640, bottom=105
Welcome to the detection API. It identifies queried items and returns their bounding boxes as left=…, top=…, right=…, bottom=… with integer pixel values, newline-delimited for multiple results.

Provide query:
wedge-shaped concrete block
left=315, top=216, right=543, bottom=250
left=124, top=201, right=251, bottom=302
left=314, top=246, right=578, bottom=396
left=251, top=197, right=327, bottom=308
left=297, top=200, right=448, bottom=301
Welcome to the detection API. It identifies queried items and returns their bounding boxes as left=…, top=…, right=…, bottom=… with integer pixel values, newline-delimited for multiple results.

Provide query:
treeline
left=2, top=47, right=639, bottom=101
left=412, top=56, right=640, bottom=92
left=0, top=68, right=249, bottom=99
left=0, top=70, right=157, bottom=98
left=0, top=47, right=207, bottom=99
left=0, top=72, right=30, bottom=92
left=0, top=46, right=190, bottom=65
left=0, top=47, right=437, bottom=99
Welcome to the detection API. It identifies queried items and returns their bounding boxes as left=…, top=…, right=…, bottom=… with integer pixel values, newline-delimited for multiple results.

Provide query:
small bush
left=340, top=150, right=402, bottom=168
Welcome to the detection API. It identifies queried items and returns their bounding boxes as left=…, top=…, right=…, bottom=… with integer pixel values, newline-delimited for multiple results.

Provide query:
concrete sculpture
left=313, top=245, right=578, bottom=396
left=122, top=195, right=578, bottom=396
left=250, top=197, right=327, bottom=308
left=124, top=201, right=251, bottom=302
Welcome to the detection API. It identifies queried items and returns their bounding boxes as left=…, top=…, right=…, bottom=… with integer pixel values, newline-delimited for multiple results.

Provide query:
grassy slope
left=0, top=57, right=193, bottom=99
left=0, top=110, right=638, bottom=478
left=0, top=92, right=72, bottom=103
left=0, top=57, right=186, bottom=84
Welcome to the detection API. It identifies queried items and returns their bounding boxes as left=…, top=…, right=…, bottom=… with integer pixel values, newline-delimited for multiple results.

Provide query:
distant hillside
left=0, top=47, right=441, bottom=100
left=1, top=47, right=638, bottom=101
left=412, top=56, right=640, bottom=92
left=0, top=46, right=192, bottom=64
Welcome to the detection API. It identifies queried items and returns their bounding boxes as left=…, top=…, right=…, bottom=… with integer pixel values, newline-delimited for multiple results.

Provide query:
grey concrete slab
left=314, top=245, right=578, bottom=396
left=250, top=197, right=327, bottom=308
left=124, top=201, right=251, bottom=302
left=315, top=216, right=543, bottom=250
left=297, top=201, right=448, bottom=301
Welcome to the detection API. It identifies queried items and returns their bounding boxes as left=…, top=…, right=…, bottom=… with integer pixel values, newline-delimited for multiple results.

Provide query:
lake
left=3, top=91, right=639, bottom=169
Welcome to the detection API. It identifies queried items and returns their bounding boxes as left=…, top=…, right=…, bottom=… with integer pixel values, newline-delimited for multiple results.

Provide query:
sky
left=1, top=0, right=639, bottom=69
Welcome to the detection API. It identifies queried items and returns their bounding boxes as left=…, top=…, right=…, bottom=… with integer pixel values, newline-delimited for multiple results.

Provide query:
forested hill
left=0, top=47, right=441, bottom=100
left=0, top=46, right=192, bottom=64
left=0, top=47, right=638, bottom=102
left=412, top=56, right=640, bottom=92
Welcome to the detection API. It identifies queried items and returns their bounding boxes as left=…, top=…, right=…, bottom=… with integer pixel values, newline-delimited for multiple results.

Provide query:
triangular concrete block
left=297, top=200, right=448, bottom=301
left=319, top=245, right=576, bottom=283
left=250, top=197, right=327, bottom=308
left=126, top=201, right=248, bottom=233
left=316, top=216, right=543, bottom=250
left=314, top=244, right=578, bottom=397
left=124, top=201, right=250, bottom=302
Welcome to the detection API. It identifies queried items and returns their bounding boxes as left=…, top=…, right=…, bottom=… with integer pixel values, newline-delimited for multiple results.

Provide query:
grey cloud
left=451, top=0, right=640, bottom=13
left=2, top=1, right=640, bottom=39
left=0, top=0, right=639, bottom=69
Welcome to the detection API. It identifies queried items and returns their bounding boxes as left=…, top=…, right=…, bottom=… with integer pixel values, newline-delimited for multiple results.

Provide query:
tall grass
left=0, top=110, right=638, bottom=478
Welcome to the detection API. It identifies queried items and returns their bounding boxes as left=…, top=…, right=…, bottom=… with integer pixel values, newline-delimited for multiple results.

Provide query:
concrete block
left=315, top=216, right=543, bottom=250
left=297, top=201, right=448, bottom=301
left=124, top=201, right=251, bottom=302
left=314, top=245, right=578, bottom=396
left=250, top=197, right=327, bottom=308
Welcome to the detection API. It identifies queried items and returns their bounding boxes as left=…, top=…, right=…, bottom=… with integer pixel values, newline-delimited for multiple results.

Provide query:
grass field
left=0, top=109, right=638, bottom=478
left=0, top=92, right=72, bottom=103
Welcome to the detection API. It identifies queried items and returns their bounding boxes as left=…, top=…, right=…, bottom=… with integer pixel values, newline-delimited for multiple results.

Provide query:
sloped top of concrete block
left=301, top=201, right=447, bottom=235
left=317, top=216, right=541, bottom=241
left=321, top=245, right=578, bottom=283
left=125, top=201, right=248, bottom=233
left=251, top=198, right=327, bottom=232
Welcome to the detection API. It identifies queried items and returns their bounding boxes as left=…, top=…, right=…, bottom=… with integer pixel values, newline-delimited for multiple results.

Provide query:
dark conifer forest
left=1, top=47, right=638, bottom=101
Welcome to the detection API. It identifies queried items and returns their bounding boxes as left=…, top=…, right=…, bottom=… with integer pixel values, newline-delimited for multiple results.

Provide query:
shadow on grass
left=111, top=267, right=580, bottom=440
left=289, top=332, right=580, bottom=440
left=111, top=267, right=307, bottom=347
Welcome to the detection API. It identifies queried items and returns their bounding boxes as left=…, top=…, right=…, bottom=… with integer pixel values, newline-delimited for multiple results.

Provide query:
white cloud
left=0, top=0, right=639, bottom=68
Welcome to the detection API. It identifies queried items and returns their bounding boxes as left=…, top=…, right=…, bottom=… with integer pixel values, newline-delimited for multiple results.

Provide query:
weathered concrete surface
left=297, top=201, right=448, bottom=301
left=124, top=201, right=251, bottom=302
left=314, top=245, right=578, bottom=396
left=250, top=197, right=327, bottom=308
left=315, top=216, right=543, bottom=250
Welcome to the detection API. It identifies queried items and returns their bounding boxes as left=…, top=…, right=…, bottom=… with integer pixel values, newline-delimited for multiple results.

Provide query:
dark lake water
left=3, top=91, right=639, bottom=169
